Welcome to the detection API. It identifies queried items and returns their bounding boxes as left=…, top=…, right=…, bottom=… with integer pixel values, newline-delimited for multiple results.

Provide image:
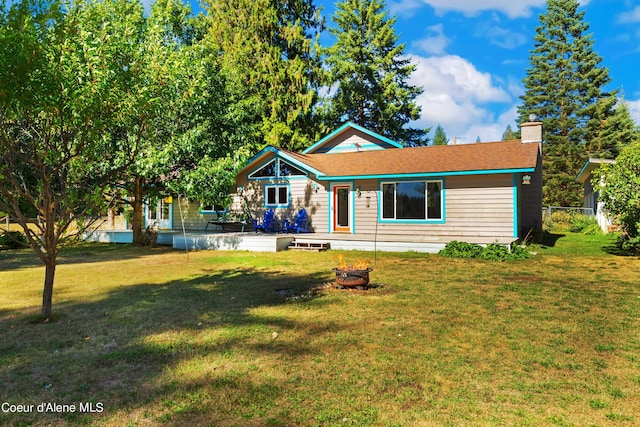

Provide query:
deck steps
left=289, top=239, right=329, bottom=251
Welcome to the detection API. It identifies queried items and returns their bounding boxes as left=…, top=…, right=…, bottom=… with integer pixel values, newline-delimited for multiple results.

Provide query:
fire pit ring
left=332, top=267, right=372, bottom=288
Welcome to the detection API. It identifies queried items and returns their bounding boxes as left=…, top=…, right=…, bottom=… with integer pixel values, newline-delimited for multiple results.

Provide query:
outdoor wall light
left=522, top=174, right=531, bottom=185
left=237, top=186, right=244, bottom=195
left=356, top=186, right=362, bottom=198
left=313, top=183, right=320, bottom=193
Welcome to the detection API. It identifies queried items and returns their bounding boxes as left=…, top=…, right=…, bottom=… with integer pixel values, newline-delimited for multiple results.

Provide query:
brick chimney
left=520, top=121, right=543, bottom=144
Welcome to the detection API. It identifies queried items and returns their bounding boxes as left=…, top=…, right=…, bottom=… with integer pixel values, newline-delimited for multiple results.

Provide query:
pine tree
left=586, top=95, right=640, bottom=159
left=502, top=124, right=516, bottom=141
left=517, top=0, right=613, bottom=206
left=433, top=125, right=449, bottom=145
left=322, top=0, right=426, bottom=146
left=205, top=0, right=324, bottom=151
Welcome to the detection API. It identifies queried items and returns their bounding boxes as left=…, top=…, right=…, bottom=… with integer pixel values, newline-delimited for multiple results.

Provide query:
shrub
left=569, top=214, right=600, bottom=233
left=439, top=241, right=531, bottom=261
left=617, top=235, right=640, bottom=255
left=438, top=240, right=484, bottom=258
left=0, top=231, right=28, bottom=249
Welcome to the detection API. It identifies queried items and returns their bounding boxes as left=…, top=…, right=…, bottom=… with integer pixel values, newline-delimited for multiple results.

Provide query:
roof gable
left=302, top=122, right=404, bottom=154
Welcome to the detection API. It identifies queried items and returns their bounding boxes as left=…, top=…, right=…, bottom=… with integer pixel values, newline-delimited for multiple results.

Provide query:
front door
left=333, top=185, right=351, bottom=232
left=145, top=198, right=173, bottom=229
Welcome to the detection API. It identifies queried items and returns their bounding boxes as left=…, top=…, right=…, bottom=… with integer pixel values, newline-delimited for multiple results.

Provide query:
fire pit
left=333, top=255, right=372, bottom=288
left=332, top=267, right=372, bottom=288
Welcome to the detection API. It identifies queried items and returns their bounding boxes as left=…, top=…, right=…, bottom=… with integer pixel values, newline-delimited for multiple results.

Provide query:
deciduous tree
left=597, top=142, right=640, bottom=238
left=0, top=0, right=151, bottom=319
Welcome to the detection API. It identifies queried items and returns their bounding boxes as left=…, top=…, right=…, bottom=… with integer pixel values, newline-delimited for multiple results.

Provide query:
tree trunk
left=131, top=176, right=145, bottom=245
left=41, top=257, right=56, bottom=319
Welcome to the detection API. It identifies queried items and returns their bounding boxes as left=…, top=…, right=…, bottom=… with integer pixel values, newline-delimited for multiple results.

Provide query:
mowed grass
left=1, top=233, right=639, bottom=426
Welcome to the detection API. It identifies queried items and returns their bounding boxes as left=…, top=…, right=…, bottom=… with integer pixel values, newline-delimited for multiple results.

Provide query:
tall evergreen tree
left=586, top=95, right=639, bottom=159
left=205, top=0, right=324, bottom=151
left=322, top=0, right=426, bottom=146
left=433, top=125, right=449, bottom=146
left=502, top=124, right=516, bottom=141
left=517, top=0, right=613, bottom=206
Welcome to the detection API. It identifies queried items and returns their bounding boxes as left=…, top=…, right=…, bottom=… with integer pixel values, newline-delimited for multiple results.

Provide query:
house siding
left=349, top=175, right=515, bottom=241
left=171, top=197, right=224, bottom=231
left=237, top=171, right=521, bottom=242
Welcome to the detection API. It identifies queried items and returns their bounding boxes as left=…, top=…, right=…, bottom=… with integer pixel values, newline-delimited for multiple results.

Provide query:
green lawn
left=1, top=233, right=639, bottom=426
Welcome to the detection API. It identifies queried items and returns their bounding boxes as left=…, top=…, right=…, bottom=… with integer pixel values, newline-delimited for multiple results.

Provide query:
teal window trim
left=263, top=183, right=290, bottom=208
left=378, top=178, right=446, bottom=224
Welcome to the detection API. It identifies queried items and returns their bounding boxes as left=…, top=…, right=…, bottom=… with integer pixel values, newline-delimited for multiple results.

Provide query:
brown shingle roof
left=281, top=140, right=540, bottom=178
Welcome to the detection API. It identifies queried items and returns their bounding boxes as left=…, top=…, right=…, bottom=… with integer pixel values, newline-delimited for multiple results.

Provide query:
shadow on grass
left=0, top=243, right=175, bottom=271
left=538, top=232, right=565, bottom=248
left=0, top=266, right=336, bottom=426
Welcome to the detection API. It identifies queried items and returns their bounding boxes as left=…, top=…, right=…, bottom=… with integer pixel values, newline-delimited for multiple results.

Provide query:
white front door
left=145, top=198, right=173, bottom=229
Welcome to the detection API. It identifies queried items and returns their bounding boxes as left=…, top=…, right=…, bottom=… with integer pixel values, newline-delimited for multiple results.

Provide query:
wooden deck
left=84, top=229, right=516, bottom=253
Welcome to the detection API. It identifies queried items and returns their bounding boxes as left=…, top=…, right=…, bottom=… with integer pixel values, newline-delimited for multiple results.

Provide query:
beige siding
left=171, top=198, right=223, bottom=231
left=352, top=175, right=516, bottom=241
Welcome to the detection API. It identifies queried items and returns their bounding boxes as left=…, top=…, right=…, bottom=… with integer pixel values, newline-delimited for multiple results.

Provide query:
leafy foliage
left=322, top=0, right=427, bottom=146
left=597, top=142, right=640, bottom=238
left=0, top=231, right=28, bottom=249
left=439, top=241, right=531, bottom=261
left=205, top=0, right=324, bottom=151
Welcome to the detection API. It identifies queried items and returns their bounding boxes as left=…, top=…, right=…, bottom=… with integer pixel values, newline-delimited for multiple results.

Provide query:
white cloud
left=407, top=54, right=514, bottom=142
left=619, top=6, right=640, bottom=23
left=474, top=14, right=528, bottom=49
left=627, top=98, right=640, bottom=126
left=400, top=0, right=546, bottom=19
left=412, top=24, right=452, bottom=55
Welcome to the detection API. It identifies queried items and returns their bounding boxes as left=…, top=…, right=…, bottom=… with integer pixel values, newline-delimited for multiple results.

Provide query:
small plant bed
left=438, top=240, right=531, bottom=261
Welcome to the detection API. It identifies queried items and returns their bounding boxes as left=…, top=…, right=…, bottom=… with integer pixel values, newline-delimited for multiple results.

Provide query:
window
left=250, top=160, right=277, bottom=178
left=381, top=180, right=443, bottom=221
left=200, top=203, right=227, bottom=215
left=279, top=160, right=305, bottom=177
left=249, top=159, right=307, bottom=179
left=265, top=185, right=289, bottom=207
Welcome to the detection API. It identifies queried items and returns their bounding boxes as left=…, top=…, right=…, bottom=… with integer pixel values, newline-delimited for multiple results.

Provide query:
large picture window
left=265, top=184, right=289, bottom=207
left=381, top=180, right=442, bottom=221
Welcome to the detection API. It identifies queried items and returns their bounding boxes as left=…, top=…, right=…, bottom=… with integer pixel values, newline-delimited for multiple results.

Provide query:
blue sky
left=315, top=0, right=640, bottom=143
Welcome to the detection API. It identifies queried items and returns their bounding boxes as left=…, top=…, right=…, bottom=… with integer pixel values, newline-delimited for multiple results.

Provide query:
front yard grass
left=1, top=233, right=639, bottom=426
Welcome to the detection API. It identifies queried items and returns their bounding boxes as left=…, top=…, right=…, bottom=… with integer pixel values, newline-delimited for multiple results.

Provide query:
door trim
left=330, top=183, right=353, bottom=233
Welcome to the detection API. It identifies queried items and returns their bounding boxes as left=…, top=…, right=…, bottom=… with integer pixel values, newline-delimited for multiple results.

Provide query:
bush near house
left=543, top=211, right=602, bottom=235
left=438, top=240, right=531, bottom=261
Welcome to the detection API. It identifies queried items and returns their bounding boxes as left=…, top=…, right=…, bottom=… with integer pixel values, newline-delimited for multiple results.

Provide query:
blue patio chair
left=253, top=209, right=276, bottom=233
left=284, top=208, right=309, bottom=234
